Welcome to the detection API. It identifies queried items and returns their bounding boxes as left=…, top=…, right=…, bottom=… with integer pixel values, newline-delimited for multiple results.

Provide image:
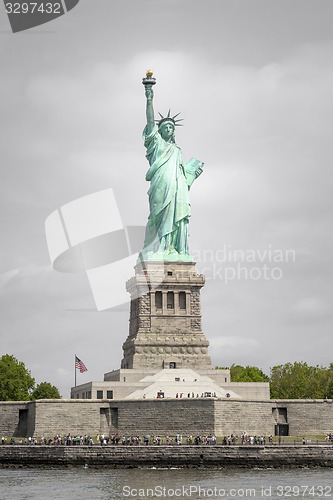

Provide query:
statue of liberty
left=139, top=70, right=203, bottom=262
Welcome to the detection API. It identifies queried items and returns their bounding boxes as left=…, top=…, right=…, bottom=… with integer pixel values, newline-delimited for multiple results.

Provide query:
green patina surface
left=138, top=73, right=203, bottom=263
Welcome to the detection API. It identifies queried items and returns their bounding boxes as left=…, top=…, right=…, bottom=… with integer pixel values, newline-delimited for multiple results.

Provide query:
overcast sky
left=1, top=0, right=332, bottom=398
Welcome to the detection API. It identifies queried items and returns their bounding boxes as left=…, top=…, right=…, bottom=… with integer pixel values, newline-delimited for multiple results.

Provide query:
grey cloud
left=1, top=0, right=332, bottom=395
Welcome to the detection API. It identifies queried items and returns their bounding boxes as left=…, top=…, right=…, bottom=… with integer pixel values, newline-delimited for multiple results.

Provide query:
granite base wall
left=0, top=403, right=28, bottom=437
left=273, top=400, right=333, bottom=435
left=0, top=445, right=332, bottom=467
left=0, top=399, right=332, bottom=438
left=33, top=400, right=110, bottom=437
left=114, top=399, right=215, bottom=435
left=214, top=400, right=275, bottom=436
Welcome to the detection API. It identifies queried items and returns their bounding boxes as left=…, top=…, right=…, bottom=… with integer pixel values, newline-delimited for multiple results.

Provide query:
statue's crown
left=156, top=110, right=183, bottom=128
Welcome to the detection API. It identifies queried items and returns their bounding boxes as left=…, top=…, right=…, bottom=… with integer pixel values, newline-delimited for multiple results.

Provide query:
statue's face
left=160, top=123, right=174, bottom=142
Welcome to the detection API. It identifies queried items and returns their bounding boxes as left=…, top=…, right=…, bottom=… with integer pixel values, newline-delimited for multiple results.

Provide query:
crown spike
left=156, top=110, right=183, bottom=129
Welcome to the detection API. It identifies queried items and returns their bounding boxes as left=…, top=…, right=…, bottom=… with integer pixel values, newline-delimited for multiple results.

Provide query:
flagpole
left=74, top=354, right=76, bottom=387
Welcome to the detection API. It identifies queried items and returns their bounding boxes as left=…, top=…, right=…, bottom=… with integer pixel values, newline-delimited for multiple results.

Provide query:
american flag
left=75, top=356, right=88, bottom=373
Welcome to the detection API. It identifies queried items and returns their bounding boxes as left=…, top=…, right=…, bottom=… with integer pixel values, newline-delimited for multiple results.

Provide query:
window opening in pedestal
left=179, top=291, right=186, bottom=309
left=155, top=291, right=162, bottom=309
left=167, top=291, right=174, bottom=309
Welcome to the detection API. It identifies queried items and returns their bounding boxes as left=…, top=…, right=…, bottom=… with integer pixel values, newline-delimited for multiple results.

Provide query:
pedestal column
left=121, top=261, right=211, bottom=370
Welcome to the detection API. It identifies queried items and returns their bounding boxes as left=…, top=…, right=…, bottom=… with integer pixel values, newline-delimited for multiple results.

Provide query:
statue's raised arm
left=145, top=86, right=154, bottom=135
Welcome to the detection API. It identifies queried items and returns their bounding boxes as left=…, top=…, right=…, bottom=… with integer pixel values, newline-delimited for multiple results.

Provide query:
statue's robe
left=142, top=124, right=190, bottom=255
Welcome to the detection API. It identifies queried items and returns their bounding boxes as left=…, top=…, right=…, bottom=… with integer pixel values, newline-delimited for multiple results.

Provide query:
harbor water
left=0, top=466, right=332, bottom=499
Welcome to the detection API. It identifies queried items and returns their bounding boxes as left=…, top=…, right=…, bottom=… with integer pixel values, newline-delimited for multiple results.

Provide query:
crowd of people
left=2, top=433, right=333, bottom=446
left=172, top=392, right=218, bottom=399
left=0, top=433, right=218, bottom=446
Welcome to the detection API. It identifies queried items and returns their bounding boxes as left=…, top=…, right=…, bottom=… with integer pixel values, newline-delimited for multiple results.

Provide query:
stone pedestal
left=121, top=261, right=211, bottom=370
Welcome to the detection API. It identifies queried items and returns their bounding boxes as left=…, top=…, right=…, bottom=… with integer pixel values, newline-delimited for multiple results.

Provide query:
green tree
left=215, top=364, right=268, bottom=382
left=230, top=364, right=268, bottom=383
left=0, top=354, right=35, bottom=401
left=269, top=362, right=333, bottom=399
left=216, top=361, right=333, bottom=398
left=31, top=382, right=61, bottom=400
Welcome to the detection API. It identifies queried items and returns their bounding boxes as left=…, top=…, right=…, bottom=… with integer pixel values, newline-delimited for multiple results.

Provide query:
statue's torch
left=142, top=69, right=156, bottom=89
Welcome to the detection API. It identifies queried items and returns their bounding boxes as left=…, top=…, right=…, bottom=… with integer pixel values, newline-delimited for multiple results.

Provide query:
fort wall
left=1, top=398, right=332, bottom=438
